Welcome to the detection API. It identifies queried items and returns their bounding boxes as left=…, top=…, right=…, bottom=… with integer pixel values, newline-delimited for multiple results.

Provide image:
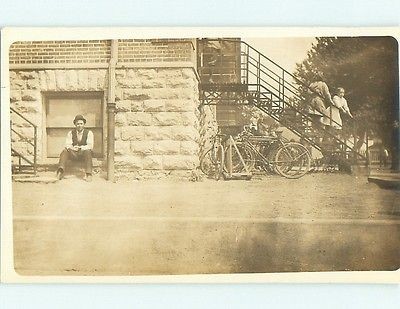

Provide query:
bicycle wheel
left=274, top=142, right=311, bottom=179
left=225, top=142, right=255, bottom=173
left=215, top=144, right=225, bottom=180
left=260, top=142, right=280, bottom=174
left=200, top=148, right=216, bottom=177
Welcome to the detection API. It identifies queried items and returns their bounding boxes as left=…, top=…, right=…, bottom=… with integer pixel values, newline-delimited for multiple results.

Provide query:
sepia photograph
left=1, top=28, right=399, bottom=281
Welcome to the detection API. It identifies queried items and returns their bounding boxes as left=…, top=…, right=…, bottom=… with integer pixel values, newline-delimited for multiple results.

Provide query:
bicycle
left=200, top=131, right=227, bottom=180
left=230, top=127, right=311, bottom=179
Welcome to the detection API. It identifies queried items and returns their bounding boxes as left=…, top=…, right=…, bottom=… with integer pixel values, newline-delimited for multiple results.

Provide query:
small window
left=44, top=92, right=104, bottom=158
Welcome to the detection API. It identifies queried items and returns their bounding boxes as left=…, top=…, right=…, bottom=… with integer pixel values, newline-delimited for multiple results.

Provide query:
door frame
left=41, top=91, right=105, bottom=164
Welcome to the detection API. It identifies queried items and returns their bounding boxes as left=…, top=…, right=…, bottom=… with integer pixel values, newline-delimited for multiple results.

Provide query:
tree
left=294, top=36, right=399, bottom=170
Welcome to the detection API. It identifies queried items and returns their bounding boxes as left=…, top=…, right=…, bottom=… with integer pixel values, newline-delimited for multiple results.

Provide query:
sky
left=244, top=37, right=316, bottom=74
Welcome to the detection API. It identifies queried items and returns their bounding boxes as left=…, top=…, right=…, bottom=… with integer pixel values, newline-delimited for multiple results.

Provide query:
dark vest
left=72, top=129, right=89, bottom=146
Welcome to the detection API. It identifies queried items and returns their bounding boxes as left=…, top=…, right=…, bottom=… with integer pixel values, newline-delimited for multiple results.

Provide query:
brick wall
left=118, top=39, right=193, bottom=63
left=9, top=39, right=194, bottom=65
left=9, top=40, right=111, bottom=64
left=197, top=39, right=241, bottom=83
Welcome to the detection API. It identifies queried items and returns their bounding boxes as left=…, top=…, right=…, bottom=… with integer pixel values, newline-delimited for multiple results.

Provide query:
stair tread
left=13, top=176, right=58, bottom=183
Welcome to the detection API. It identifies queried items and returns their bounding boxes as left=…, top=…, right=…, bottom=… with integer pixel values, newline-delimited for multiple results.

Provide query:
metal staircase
left=10, top=107, right=37, bottom=174
left=198, top=39, right=367, bottom=166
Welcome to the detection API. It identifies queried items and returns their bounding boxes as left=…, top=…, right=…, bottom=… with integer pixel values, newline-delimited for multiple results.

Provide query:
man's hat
left=73, top=114, right=86, bottom=124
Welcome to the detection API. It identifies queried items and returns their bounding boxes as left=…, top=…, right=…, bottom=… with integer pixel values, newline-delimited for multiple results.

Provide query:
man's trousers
left=58, top=148, right=93, bottom=174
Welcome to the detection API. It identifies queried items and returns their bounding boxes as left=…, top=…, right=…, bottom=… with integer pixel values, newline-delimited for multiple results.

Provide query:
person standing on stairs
left=308, top=74, right=334, bottom=125
left=323, top=87, right=353, bottom=129
left=307, top=73, right=336, bottom=148
left=56, top=115, right=94, bottom=182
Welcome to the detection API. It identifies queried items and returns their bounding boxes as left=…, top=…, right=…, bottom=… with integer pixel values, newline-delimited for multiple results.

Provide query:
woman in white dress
left=324, top=87, right=353, bottom=129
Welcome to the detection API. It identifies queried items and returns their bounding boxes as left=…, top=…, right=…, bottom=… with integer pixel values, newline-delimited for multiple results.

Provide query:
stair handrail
left=10, top=107, right=38, bottom=174
left=198, top=38, right=367, bottom=160
left=204, top=39, right=358, bottom=124
left=10, top=107, right=37, bottom=128
left=200, top=39, right=345, bottom=128
left=256, top=83, right=364, bottom=158
left=241, top=41, right=365, bottom=155
left=245, top=58, right=347, bottom=132
left=200, top=39, right=303, bottom=88
left=11, top=148, right=35, bottom=165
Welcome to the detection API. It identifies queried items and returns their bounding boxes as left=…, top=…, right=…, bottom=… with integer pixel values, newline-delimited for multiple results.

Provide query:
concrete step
left=368, top=172, right=400, bottom=190
left=13, top=175, right=58, bottom=184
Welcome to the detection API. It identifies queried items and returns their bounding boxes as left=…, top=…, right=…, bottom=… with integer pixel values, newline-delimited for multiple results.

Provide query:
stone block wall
left=8, top=39, right=209, bottom=180
left=9, top=67, right=202, bottom=179
left=9, top=69, right=108, bottom=164
left=114, top=67, right=201, bottom=180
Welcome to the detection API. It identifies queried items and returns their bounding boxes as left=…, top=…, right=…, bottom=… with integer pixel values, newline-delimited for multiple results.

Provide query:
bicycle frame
left=238, top=135, right=310, bottom=171
left=240, top=136, right=286, bottom=167
left=200, top=132, right=227, bottom=180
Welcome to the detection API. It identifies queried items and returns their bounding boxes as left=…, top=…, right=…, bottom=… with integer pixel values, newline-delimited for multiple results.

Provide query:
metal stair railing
left=243, top=45, right=346, bottom=129
left=252, top=77, right=359, bottom=156
left=198, top=39, right=367, bottom=162
left=10, top=107, right=37, bottom=174
left=237, top=40, right=366, bottom=160
left=200, top=39, right=351, bottom=130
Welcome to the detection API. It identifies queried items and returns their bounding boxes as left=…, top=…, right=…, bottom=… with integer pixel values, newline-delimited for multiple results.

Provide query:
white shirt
left=332, top=96, right=351, bottom=115
left=65, top=130, right=94, bottom=151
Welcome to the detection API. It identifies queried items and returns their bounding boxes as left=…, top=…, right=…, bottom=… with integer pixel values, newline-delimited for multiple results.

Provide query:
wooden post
left=33, top=126, right=37, bottom=174
left=107, top=40, right=118, bottom=182
left=226, top=137, right=233, bottom=178
left=353, top=121, right=358, bottom=165
left=365, top=129, right=370, bottom=167
left=231, top=136, right=249, bottom=173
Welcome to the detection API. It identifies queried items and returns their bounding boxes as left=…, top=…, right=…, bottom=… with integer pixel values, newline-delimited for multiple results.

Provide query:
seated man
left=56, top=114, right=94, bottom=182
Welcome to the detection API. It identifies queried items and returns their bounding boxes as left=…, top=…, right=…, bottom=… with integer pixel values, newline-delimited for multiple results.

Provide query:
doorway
left=43, top=91, right=104, bottom=159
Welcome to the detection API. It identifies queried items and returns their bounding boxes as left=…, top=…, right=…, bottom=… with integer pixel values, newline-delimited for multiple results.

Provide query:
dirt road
left=11, top=173, right=400, bottom=275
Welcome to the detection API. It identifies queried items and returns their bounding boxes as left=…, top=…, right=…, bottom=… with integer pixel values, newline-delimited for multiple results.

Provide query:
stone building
left=10, top=38, right=365, bottom=179
left=9, top=39, right=231, bottom=180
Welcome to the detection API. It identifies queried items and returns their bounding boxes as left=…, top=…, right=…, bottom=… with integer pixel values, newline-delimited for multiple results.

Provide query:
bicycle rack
left=223, top=136, right=252, bottom=180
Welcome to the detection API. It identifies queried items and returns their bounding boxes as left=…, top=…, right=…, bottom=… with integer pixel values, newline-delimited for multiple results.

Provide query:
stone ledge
left=10, top=61, right=195, bottom=70
left=114, top=169, right=196, bottom=181
left=13, top=176, right=58, bottom=184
